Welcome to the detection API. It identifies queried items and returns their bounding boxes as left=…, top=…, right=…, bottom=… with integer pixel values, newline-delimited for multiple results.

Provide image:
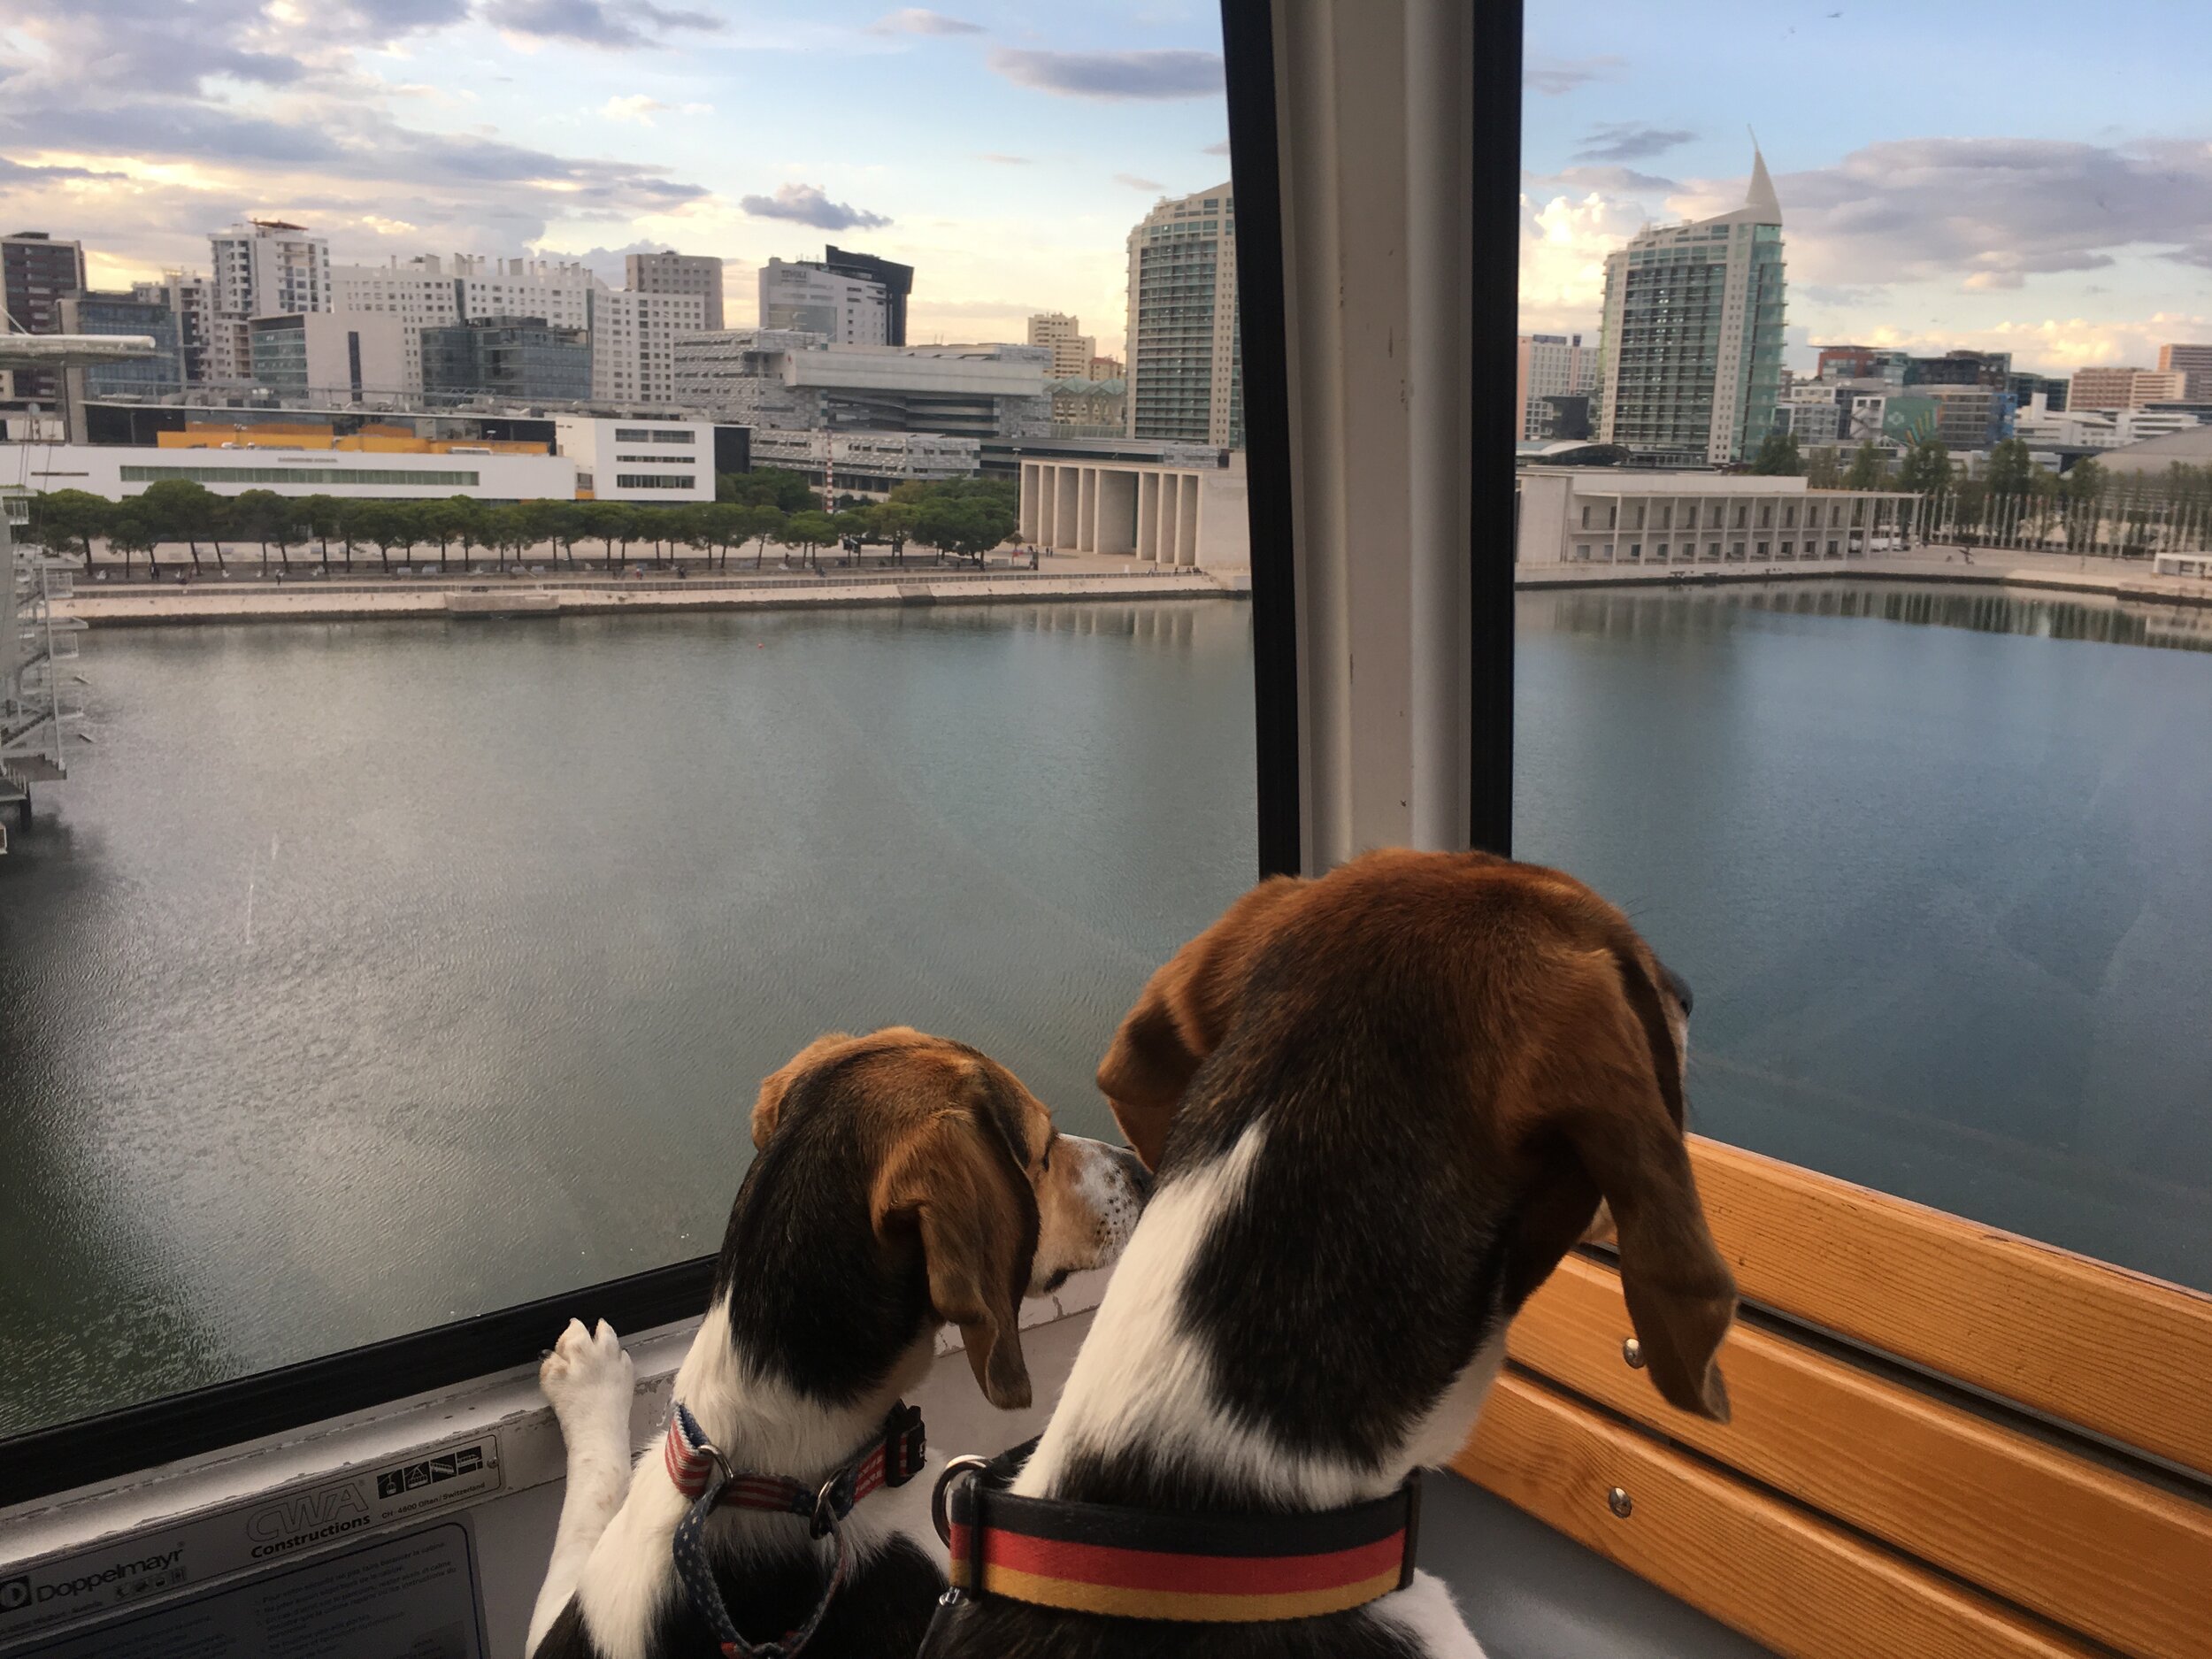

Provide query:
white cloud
left=599, top=95, right=710, bottom=125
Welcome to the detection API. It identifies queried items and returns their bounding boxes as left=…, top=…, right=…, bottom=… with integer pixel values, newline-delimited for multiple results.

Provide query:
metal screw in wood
left=1622, top=1337, right=1644, bottom=1369
left=1607, top=1486, right=1633, bottom=1519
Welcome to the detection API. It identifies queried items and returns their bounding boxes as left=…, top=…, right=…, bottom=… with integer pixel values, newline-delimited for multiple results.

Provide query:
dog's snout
left=1114, top=1145, right=1155, bottom=1202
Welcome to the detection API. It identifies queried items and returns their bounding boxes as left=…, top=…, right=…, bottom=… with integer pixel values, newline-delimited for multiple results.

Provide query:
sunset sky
left=0, top=0, right=2204, bottom=373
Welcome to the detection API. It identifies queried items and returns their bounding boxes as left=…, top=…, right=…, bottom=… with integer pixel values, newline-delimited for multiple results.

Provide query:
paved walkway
left=1514, top=544, right=2212, bottom=607
left=58, top=564, right=1249, bottom=627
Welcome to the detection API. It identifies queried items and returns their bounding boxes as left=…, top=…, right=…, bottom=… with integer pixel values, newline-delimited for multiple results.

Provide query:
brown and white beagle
left=926, top=849, right=1736, bottom=1659
left=526, top=1025, right=1149, bottom=1659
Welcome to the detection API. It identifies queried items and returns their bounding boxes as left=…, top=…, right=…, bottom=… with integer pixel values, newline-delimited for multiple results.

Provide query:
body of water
left=3, top=583, right=2208, bottom=1434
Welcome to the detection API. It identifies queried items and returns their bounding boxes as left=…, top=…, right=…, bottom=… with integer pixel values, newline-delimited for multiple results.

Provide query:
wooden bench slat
left=1508, top=1253, right=2212, bottom=1659
left=1690, top=1137, right=2212, bottom=1479
left=1454, top=1373, right=2103, bottom=1659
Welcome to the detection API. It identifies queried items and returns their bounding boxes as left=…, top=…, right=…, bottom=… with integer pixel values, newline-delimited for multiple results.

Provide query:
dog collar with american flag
left=935, top=1445, right=1423, bottom=1624
left=665, top=1398, right=927, bottom=1658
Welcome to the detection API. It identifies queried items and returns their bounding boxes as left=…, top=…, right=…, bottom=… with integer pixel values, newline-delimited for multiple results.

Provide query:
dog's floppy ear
left=1098, top=875, right=1310, bottom=1167
left=1548, top=949, right=1736, bottom=1422
left=749, top=1031, right=861, bottom=1149
left=872, top=1096, right=1040, bottom=1409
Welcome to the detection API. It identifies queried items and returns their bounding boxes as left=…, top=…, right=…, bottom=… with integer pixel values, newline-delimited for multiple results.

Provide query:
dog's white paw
left=540, top=1317, right=634, bottom=1431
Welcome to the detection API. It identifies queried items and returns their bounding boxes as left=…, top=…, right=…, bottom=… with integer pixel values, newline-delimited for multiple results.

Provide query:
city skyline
left=0, top=3, right=2206, bottom=376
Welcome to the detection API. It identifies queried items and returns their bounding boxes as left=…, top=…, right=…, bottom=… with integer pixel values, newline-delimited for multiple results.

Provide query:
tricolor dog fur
left=928, top=849, right=1738, bottom=1658
left=526, top=1026, right=1149, bottom=1659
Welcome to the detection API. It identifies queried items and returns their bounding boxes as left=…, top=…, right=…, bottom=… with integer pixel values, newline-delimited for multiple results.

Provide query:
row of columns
left=1020, top=462, right=1202, bottom=565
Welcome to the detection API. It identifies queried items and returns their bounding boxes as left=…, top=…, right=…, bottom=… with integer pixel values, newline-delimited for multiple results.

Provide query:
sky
left=0, top=0, right=2206, bottom=374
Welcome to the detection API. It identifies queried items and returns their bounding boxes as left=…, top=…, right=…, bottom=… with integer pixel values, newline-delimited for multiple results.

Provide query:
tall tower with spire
left=1594, top=146, right=1787, bottom=465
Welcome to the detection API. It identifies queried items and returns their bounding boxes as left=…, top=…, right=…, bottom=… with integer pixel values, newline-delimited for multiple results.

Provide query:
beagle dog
left=526, top=1026, right=1149, bottom=1659
left=926, top=849, right=1736, bottom=1658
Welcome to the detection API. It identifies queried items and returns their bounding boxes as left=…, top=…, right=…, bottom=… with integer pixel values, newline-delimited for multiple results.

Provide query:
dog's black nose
left=1117, top=1146, right=1156, bottom=1202
left=1659, top=962, right=1694, bottom=1017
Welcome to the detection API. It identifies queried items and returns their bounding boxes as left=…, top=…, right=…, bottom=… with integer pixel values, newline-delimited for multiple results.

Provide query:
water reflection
left=1531, top=580, right=2212, bottom=653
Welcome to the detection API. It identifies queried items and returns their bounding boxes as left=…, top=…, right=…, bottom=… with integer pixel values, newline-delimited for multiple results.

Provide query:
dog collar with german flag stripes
left=934, top=1441, right=1422, bottom=1624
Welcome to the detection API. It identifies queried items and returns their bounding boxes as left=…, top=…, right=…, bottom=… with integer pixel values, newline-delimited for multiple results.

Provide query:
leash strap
left=935, top=1443, right=1422, bottom=1624
left=667, top=1400, right=927, bottom=1658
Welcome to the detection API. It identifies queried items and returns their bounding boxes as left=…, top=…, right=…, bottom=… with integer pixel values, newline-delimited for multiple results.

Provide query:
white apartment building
left=1515, top=334, right=1599, bottom=441
left=1125, top=185, right=1241, bottom=447
left=627, top=251, right=725, bottom=331
left=758, top=259, right=888, bottom=345
left=588, top=290, right=707, bottom=406
left=206, top=220, right=332, bottom=384
left=333, top=255, right=599, bottom=395
left=1595, top=150, right=1786, bottom=464
left=247, top=312, right=408, bottom=403
left=2068, top=366, right=2186, bottom=411
left=551, top=415, right=714, bottom=503
left=1517, top=471, right=1919, bottom=565
left=1027, top=313, right=1097, bottom=380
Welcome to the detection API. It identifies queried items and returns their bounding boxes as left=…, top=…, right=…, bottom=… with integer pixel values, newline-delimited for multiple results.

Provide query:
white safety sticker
left=0, top=1431, right=501, bottom=1645
left=5, top=1523, right=480, bottom=1658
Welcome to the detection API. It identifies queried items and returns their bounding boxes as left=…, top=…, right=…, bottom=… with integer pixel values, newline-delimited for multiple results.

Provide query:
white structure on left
left=0, top=333, right=159, bottom=846
left=8, top=442, right=577, bottom=503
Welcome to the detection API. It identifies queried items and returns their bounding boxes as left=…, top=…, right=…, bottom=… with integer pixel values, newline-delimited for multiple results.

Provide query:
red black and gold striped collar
left=934, top=1448, right=1422, bottom=1624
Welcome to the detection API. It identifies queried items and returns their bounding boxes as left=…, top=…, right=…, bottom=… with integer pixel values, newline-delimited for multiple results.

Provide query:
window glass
left=1517, top=0, right=2212, bottom=1290
left=0, top=3, right=1245, bottom=1435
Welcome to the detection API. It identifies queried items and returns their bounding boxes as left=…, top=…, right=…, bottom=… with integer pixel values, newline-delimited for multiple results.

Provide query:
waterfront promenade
left=49, top=541, right=2212, bottom=627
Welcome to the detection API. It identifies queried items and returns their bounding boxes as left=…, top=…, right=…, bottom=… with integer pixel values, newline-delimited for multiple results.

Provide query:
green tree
left=265, top=498, right=305, bottom=574
left=1898, top=437, right=1952, bottom=544
left=105, top=501, right=162, bottom=580
left=1748, top=429, right=1804, bottom=476
left=911, top=489, right=1018, bottom=564
left=684, top=504, right=728, bottom=569
left=28, top=489, right=110, bottom=575
left=346, top=503, right=406, bottom=572
left=1985, top=437, right=2035, bottom=496
left=781, top=509, right=839, bottom=570
left=719, top=468, right=817, bottom=513
left=1842, top=441, right=1887, bottom=491
left=2062, top=458, right=2106, bottom=553
left=418, top=496, right=475, bottom=573
left=1805, top=447, right=1841, bottom=489
left=136, top=479, right=224, bottom=572
left=484, top=505, right=531, bottom=572
left=296, top=495, right=344, bottom=575
left=228, top=489, right=294, bottom=577
left=580, top=502, right=634, bottom=565
left=519, top=499, right=579, bottom=567
left=738, top=504, right=786, bottom=570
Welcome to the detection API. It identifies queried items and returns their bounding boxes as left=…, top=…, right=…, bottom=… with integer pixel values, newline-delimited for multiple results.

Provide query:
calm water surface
left=2, top=583, right=2208, bottom=1433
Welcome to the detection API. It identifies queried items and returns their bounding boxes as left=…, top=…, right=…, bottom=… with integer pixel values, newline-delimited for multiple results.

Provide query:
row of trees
left=1751, top=430, right=2212, bottom=558
left=25, top=470, right=1024, bottom=579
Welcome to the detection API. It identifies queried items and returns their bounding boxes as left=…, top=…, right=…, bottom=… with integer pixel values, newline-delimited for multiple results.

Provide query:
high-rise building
left=1125, top=183, right=1241, bottom=448
left=131, top=271, right=214, bottom=387
left=1088, top=354, right=1124, bottom=381
left=1515, top=334, right=1600, bottom=442
left=2, top=231, right=88, bottom=406
left=821, top=247, right=913, bottom=347
left=1906, top=349, right=2011, bottom=389
left=2008, top=371, right=2068, bottom=414
left=2070, top=366, right=2186, bottom=411
left=1595, top=149, right=1787, bottom=465
left=1815, top=345, right=1908, bottom=384
left=207, top=219, right=331, bottom=384
left=588, top=288, right=707, bottom=405
left=759, top=258, right=891, bottom=345
left=626, top=250, right=725, bottom=331
left=246, top=311, right=406, bottom=402
left=334, top=255, right=597, bottom=395
left=1027, top=313, right=1097, bottom=380
left=2157, top=343, right=2212, bottom=403
left=421, top=316, right=592, bottom=405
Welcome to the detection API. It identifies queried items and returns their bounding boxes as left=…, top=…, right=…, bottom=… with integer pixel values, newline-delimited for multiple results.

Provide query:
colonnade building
left=1016, top=444, right=1248, bottom=569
